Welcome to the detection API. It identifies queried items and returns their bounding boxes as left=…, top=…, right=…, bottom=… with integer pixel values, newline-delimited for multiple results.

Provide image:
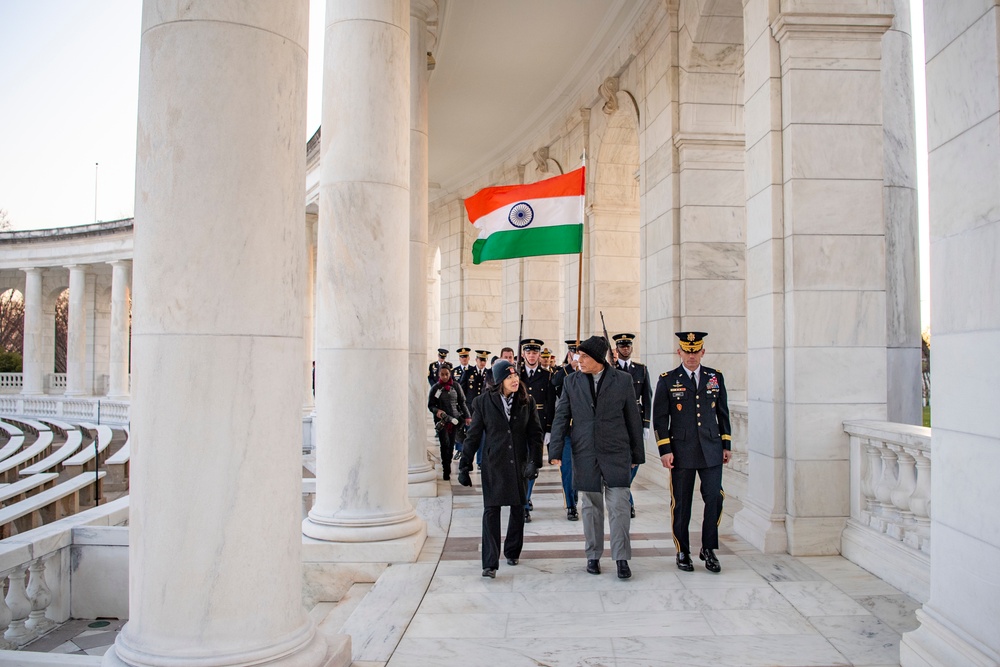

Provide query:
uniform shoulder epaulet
left=660, top=372, right=668, bottom=377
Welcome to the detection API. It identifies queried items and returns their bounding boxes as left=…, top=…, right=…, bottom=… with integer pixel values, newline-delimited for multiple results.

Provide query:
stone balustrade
left=0, top=375, right=22, bottom=394
left=842, top=420, right=931, bottom=602
left=0, top=497, right=128, bottom=651
left=0, top=398, right=129, bottom=425
left=47, top=375, right=67, bottom=392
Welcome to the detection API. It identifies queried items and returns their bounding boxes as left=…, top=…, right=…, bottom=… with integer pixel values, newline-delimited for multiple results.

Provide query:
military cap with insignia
left=564, top=339, right=580, bottom=351
left=675, top=331, right=708, bottom=352
left=475, top=349, right=490, bottom=360
left=520, top=338, right=544, bottom=351
left=612, top=333, right=636, bottom=346
left=540, top=348, right=552, bottom=358
left=457, top=347, right=471, bottom=356
left=437, top=348, right=449, bottom=357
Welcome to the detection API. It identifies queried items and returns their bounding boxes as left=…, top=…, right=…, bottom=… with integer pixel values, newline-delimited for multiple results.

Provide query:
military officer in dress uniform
left=463, top=350, right=491, bottom=468
left=550, top=339, right=580, bottom=520
left=428, top=348, right=452, bottom=386
left=653, top=331, right=732, bottom=573
left=519, top=338, right=555, bottom=522
left=453, top=347, right=473, bottom=386
left=540, top=348, right=553, bottom=370
left=613, top=333, right=652, bottom=518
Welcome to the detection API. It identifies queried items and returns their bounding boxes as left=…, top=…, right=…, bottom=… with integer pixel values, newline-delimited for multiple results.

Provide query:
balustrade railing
left=47, top=374, right=67, bottom=392
left=843, top=419, right=931, bottom=602
left=0, top=497, right=129, bottom=651
left=0, top=374, right=22, bottom=394
left=0, top=397, right=129, bottom=425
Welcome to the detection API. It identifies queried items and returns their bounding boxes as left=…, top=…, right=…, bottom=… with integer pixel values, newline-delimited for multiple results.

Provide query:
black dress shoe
left=524, top=508, right=532, bottom=523
left=567, top=507, right=579, bottom=521
left=616, top=560, right=632, bottom=579
left=630, top=506, right=636, bottom=518
left=506, top=557, right=519, bottom=566
left=676, top=552, right=694, bottom=572
left=482, top=568, right=496, bottom=578
left=586, top=559, right=601, bottom=575
left=527, top=500, right=533, bottom=511
left=700, top=548, right=721, bottom=573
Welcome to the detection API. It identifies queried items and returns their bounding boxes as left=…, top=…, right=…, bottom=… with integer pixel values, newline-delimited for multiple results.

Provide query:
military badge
left=707, top=376, right=719, bottom=391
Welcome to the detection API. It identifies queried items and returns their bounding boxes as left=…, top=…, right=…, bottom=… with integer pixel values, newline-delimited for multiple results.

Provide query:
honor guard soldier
left=653, top=331, right=732, bottom=574
left=454, top=347, right=473, bottom=386
left=613, top=333, right=652, bottom=518
left=519, top=338, right=555, bottom=522
left=550, top=339, right=580, bottom=519
left=540, top=348, right=554, bottom=370
left=428, top=348, right=452, bottom=386
left=462, top=350, right=490, bottom=402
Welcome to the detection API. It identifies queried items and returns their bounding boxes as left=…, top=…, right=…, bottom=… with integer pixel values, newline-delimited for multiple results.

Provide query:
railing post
left=872, top=446, right=899, bottom=532
left=862, top=441, right=881, bottom=524
left=25, top=556, right=54, bottom=634
left=0, top=569, right=15, bottom=649
left=908, top=450, right=932, bottom=552
left=888, top=446, right=917, bottom=541
left=4, top=565, right=36, bottom=645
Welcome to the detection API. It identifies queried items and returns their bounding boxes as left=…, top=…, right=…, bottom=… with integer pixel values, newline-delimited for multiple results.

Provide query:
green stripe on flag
left=472, top=224, right=583, bottom=264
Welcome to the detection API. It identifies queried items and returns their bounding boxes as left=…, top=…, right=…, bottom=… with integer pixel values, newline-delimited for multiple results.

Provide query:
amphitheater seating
left=18, top=426, right=84, bottom=476
left=0, top=472, right=59, bottom=506
left=105, top=426, right=130, bottom=493
left=0, top=471, right=106, bottom=538
left=0, top=424, right=54, bottom=484
left=62, top=423, right=116, bottom=476
left=0, top=420, right=25, bottom=462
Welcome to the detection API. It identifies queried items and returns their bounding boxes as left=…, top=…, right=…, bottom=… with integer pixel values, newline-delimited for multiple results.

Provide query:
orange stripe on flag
left=464, top=167, right=585, bottom=224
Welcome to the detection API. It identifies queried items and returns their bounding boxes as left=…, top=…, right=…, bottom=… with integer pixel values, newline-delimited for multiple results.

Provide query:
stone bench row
left=0, top=471, right=107, bottom=539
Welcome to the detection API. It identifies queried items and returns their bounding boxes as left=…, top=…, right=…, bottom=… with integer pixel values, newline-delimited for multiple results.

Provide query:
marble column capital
left=106, top=259, right=132, bottom=269
left=64, top=264, right=88, bottom=274
left=771, top=11, right=893, bottom=43
left=410, top=0, right=438, bottom=24
left=20, top=267, right=42, bottom=276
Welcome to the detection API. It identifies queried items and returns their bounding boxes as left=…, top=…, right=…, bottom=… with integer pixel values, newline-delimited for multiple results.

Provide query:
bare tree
left=0, top=289, right=24, bottom=355
left=54, top=290, right=68, bottom=373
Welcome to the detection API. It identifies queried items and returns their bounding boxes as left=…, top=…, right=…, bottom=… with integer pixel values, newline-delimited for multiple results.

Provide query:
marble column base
left=733, top=500, right=788, bottom=554
left=302, top=522, right=427, bottom=563
left=900, top=607, right=1000, bottom=667
left=407, top=464, right=438, bottom=497
left=785, top=516, right=846, bottom=556
left=102, top=626, right=342, bottom=667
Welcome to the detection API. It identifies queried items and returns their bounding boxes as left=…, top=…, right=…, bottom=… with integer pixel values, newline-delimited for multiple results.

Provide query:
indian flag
left=464, top=167, right=585, bottom=265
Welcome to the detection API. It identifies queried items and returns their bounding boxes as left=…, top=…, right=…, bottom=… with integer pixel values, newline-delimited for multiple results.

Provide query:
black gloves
left=457, top=471, right=472, bottom=487
left=522, top=461, right=539, bottom=480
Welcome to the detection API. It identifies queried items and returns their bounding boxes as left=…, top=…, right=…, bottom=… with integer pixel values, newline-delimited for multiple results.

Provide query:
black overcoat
left=459, top=391, right=544, bottom=507
left=549, top=366, right=645, bottom=491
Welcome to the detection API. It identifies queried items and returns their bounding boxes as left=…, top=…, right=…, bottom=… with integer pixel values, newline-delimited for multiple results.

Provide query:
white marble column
left=107, top=261, right=131, bottom=399
left=736, top=6, right=892, bottom=555
left=407, top=0, right=438, bottom=496
left=900, top=3, right=1000, bottom=664
left=304, top=214, right=317, bottom=413
left=64, top=265, right=88, bottom=396
left=105, top=3, right=335, bottom=666
left=304, top=0, right=425, bottom=556
left=20, top=268, right=44, bottom=395
left=882, top=0, right=921, bottom=425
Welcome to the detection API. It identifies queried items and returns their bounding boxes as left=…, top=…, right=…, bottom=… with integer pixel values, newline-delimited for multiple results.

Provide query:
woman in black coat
left=458, top=360, right=544, bottom=578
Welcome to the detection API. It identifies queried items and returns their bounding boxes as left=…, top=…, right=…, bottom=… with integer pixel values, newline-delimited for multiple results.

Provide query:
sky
left=0, top=1, right=929, bottom=328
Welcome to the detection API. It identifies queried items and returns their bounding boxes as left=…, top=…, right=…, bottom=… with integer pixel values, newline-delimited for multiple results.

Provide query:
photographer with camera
left=457, top=360, right=544, bottom=578
left=428, top=365, right=471, bottom=480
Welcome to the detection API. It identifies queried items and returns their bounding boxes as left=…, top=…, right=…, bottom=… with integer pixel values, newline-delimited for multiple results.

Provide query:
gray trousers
left=580, top=485, right=632, bottom=561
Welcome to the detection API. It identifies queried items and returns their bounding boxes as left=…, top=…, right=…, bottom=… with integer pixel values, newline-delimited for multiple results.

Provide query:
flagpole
left=575, top=151, right=586, bottom=348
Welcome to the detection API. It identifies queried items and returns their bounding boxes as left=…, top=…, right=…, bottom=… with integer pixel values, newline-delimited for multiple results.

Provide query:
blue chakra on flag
left=508, top=202, right=534, bottom=228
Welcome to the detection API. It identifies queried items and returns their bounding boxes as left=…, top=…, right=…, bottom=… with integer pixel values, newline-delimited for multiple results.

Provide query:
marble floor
left=19, top=459, right=921, bottom=666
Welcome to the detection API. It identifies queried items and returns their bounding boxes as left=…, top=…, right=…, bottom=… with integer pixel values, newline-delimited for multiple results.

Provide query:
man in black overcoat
left=653, top=331, right=732, bottom=573
left=549, top=336, right=644, bottom=579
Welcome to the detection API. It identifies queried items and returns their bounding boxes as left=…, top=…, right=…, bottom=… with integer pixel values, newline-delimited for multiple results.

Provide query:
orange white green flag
left=464, top=166, right=585, bottom=265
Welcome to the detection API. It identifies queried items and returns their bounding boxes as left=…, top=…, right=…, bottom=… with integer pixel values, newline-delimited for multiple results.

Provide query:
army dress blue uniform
left=653, top=332, right=731, bottom=572
left=519, top=339, right=555, bottom=520
left=428, top=348, right=452, bottom=387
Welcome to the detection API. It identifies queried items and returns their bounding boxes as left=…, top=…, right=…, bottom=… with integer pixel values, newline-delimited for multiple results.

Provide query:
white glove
left=544, top=432, right=551, bottom=445
left=643, top=428, right=650, bottom=441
